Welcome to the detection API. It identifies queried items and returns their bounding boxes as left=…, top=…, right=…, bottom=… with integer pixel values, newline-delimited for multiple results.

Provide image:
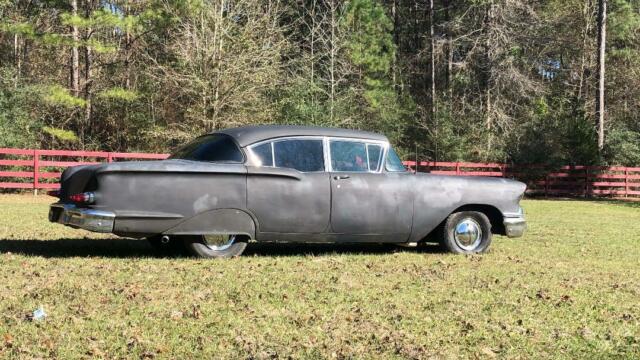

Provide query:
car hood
left=418, top=172, right=526, bottom=192
left=413, top=172, right=527, bottom=213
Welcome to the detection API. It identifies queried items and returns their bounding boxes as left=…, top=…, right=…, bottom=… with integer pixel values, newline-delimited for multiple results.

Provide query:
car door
left=246, top=138, right=331, bottom=235
left=329, top=139, right=413, bottom=240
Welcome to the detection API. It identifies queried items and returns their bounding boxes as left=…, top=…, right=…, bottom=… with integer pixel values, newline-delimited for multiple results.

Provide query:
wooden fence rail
left=0, top=148, right=169, bottom=192
left=403, top=161, right=640, bottom=198
left=1, top=148, right=638, bottom=198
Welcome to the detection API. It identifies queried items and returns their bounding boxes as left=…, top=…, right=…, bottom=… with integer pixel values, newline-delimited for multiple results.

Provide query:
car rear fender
left=163, top=208, right=256, bottom=239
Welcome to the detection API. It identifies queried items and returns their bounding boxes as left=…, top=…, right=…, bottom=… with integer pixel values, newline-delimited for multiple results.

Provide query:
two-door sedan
left=49, top=125, right=526, bottom=258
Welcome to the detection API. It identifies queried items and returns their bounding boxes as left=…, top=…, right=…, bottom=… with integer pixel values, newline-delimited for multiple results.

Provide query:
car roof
left=215, top=125, right=388, bottom=147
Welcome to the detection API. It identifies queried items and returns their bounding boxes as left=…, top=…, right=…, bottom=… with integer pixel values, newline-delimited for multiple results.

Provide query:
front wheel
left=439, top=211, right=492, bottom=254
left=183, top=234, right=248, bottom=258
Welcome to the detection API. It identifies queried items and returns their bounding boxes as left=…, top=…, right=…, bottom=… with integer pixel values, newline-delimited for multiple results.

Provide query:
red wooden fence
left=0, top=148, right=168, bottom=191
left=403, top=161, right=640, bottom=198
left=1, top=148, right=638, bottom=198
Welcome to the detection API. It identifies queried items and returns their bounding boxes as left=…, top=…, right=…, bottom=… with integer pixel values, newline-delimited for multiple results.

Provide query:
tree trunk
left=212, top=2, right=225, bottom=131
left=71, top=0, right=80, bottom=96
left=429, top=0, right=436, bottom=121
left=310, top=1, right=316, bottom=123
left=596, top=0, right=606, bottom=152
left=391, top=0, right=398, bottom=89
left=444, top=0, right=453, bottom=101
left=329, top=0, right=337, bottom=123
left=125, top=21, right=131, bottom=89
left=485, top=0, right=494, bottom=156
left=82, top=0, right=93, bottom=149
left=83, top=44, right=92, bottom=149
left=577, top=0, right=590, bottom=101
left=14, top=33, right=20, bottom=88
left=429, top=0, right=437, bottom=159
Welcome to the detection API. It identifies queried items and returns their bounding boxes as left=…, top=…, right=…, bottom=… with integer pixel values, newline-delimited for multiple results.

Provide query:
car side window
left=273, top=139, right=324, bottom=172
left=251, top=142, right=274, bottom=167
left=385, top=147, right=407, bottom=172
left=330, top=140, right=372, bottom=172
left=170, top=134, right=244, bottom=163
left=367, top=144, right=383, bottom=172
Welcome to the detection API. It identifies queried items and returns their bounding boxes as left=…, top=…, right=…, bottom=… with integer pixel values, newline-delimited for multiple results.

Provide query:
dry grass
left=0, top=194, right=638, bottom=359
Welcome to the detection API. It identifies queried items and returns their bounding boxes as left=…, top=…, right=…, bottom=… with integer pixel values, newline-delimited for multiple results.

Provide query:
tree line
left=1, top=0, right=639, bottom=166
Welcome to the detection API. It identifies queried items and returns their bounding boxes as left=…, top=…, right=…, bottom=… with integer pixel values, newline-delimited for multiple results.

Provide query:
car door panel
left=330, top=172, right=413, bottom=239
left=247, top=167, right=330, bottom=235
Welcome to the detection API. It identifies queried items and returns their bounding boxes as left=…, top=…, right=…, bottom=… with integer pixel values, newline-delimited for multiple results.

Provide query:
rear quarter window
left=250, top=142, right=274, bottom=167
left=170, top=134, right=244, bottom=162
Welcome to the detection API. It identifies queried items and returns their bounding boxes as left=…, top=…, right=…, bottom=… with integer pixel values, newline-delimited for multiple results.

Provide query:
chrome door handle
left=333, top=175, right=350, bottom=180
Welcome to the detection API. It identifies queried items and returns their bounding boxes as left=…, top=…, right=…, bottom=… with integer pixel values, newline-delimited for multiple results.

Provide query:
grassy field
left=0, top=195, right=638, bottom=359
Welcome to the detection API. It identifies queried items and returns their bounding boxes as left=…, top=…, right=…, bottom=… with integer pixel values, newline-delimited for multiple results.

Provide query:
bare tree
left=596, top=0, right=606, bottom=151
left=429, top=0, right=436, bottom=122
left=81, top=0, right=96, bottom=148
left=485, top=0, right=494, bottom=155
left=443, top=0, right=453, bottom=101
left=328, top=0, right=339, bottom=123
left=151, top=0, right=288, bottom=136
left=70, top=0, right=79, bottom=97
left=429, top=0, right=437, bottom=159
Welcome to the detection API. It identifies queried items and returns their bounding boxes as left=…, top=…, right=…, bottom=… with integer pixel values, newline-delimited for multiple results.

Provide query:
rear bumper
left=49, top=203, right=115, bottom=233
left=503, top=216, right=527, bottom=238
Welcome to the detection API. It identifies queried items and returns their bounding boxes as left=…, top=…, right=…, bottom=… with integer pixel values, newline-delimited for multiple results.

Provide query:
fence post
left=456, top=162, right=461, bottom=175
left=584, top=166, right=592, bottom=198
left=33, top=149, right=40, bottom=196
left=544, top=174, right=549, bottom=198
left=107, top=152, right=113, bottom=163
left=585, top=166, right=591, bottom=198
left=625, top=167, right=629, bottom=198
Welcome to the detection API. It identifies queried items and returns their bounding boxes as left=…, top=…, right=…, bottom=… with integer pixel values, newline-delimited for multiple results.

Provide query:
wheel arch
left=416, top=203, right=505, bottom=242
left=163, top=208, right=256, bottom=239
left=448, top=204, right=505, bottom=235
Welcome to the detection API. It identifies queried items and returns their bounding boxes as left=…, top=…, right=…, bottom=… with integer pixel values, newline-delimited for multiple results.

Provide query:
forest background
left=1, top=0, right=639, bottom=166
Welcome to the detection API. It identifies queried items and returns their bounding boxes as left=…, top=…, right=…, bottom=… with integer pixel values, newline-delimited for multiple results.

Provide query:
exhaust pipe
left=161, top=235, right=170, bottom=244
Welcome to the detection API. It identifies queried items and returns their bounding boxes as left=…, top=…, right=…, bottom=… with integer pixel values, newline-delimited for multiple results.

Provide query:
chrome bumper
left=503, top=216, right=527, bottom=238
left=49, top=203, right=115, bottom=233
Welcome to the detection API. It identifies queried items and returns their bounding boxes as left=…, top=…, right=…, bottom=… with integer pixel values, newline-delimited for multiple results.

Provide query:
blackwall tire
left=183, top=234, right=248, bottom=259
left=440, top=211, right=492, bottom=254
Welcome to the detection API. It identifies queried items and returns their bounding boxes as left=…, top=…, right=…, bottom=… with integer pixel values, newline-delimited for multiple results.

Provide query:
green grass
left=0, top=195, right=638, bottom=359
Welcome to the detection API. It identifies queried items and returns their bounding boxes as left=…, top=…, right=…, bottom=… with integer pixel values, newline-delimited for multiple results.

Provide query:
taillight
left=69, top=192, right=95, bottom=205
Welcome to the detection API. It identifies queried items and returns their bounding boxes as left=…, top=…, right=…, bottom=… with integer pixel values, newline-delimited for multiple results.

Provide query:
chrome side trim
left=49, top=203, right=115, bottom=233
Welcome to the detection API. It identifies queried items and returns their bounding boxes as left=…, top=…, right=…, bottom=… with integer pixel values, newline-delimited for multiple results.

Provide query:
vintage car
left=49, top=125, right=526, bottom=258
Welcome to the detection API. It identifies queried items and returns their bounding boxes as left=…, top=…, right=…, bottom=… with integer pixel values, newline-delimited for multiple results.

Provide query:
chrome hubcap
left=202, top=234, right=236, bottom=251
left=454, top=218, right=482, bottom=251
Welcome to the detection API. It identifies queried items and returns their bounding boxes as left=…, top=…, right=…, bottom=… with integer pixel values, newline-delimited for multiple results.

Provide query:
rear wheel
left=183, top=234, right=248, bottom=258
left=439, top=211, right=492, bottom=254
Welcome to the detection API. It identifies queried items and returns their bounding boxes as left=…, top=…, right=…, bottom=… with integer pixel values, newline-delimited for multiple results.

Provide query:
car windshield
left=170, top=134, right=244, bottom=162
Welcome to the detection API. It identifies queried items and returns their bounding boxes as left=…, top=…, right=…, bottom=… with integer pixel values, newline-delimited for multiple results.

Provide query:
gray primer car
left=49, top=125, right=526, bottom=258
